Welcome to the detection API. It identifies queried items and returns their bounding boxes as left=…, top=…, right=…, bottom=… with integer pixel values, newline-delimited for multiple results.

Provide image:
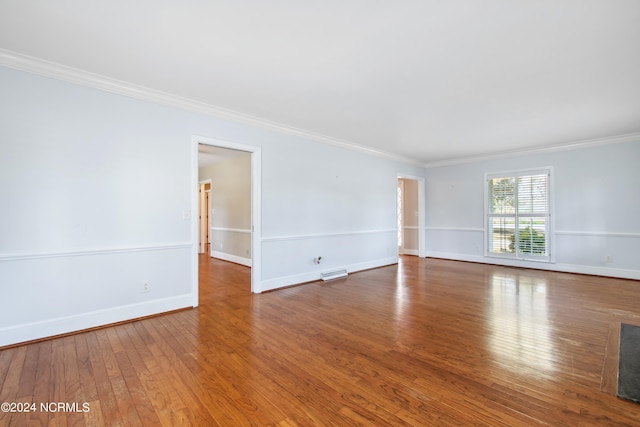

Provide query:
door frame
left=198, top=179, right=212, bottom=254
left=191, top=135, right=262, bottom=306
left=397, top=174, right=426, bottom=258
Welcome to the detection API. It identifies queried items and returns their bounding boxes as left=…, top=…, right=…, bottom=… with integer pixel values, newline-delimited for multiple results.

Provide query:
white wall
left=260, top=136, right=424, bottom=290
left=0, top=66, right=425, bottom=346
left=425, top=139, right=640, bottom=279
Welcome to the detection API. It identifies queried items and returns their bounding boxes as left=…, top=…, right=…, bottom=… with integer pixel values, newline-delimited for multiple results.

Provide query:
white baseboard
left=426, top=251, right=640, bottom=280
left=0, top=295, right=193, bottom=348
left=210, top=250, right=252, bottom=267
left=259, top=256, right=398, bottom=293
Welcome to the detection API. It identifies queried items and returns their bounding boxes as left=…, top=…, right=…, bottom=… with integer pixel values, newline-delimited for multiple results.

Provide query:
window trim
left=484, top=167, right=554, bottom=263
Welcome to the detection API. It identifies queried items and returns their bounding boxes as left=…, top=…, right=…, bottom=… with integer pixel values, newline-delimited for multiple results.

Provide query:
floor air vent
left=321, top=269, right=348, bottom=281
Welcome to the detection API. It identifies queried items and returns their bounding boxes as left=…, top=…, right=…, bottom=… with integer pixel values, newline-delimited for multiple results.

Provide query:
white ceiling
left=1, top=1, right=639, bottom=165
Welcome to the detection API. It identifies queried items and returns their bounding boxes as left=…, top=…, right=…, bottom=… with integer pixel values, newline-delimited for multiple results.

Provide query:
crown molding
left=3, top=49, right=636, bottom=170
left=424, top=132, right=640, bottom=168
left=0, top=48, right=421, bottom=166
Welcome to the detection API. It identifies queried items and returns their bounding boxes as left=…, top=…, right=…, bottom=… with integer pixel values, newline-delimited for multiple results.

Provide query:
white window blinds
left=486, top=169, right=551, bottom=261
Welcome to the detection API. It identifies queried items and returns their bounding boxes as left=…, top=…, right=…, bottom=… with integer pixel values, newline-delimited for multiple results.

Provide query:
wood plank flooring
left=2, top=256, right=640, bottom=425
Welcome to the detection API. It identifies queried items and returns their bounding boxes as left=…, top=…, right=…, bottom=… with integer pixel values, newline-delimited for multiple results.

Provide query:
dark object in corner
left=618, top=323, right=640, bottom=403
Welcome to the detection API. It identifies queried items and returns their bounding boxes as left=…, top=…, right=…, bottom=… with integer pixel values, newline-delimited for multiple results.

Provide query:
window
left=486, top=169, right=551, bottom=262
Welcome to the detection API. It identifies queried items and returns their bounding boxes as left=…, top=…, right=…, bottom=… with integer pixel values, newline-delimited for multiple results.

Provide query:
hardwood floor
left=2, top=256, right=640, bottom=426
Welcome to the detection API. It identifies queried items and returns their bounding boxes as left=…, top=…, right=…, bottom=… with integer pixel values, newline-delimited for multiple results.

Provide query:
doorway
left=198, top=180, right=211, bottom=254
left=191, top=136, right=262, bottom=306
left=397, top=175, right=425, bottom=257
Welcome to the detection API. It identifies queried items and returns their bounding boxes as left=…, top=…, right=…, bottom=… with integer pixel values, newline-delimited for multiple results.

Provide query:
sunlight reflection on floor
left=488, top=272, right=557, bottom=373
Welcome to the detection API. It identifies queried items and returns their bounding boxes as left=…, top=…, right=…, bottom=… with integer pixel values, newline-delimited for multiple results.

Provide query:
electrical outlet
left=142, top=282, right=151, bottom=293
left=605, top=255, right=613, bottom=263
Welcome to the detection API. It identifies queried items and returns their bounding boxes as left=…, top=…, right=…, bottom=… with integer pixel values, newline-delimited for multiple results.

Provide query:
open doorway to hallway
left=192, top=135, right=262, bottom=301
left=397, top=176, right=425, bottom=257
left=198, top=144, right=252, bottom=267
